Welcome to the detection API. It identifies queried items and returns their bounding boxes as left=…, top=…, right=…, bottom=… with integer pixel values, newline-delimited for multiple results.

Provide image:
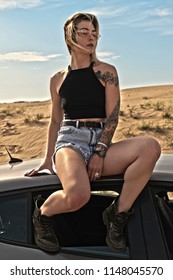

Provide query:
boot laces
left=110, top=215, right=126, bottom=235
left=40, top=217, right=53, bottom=237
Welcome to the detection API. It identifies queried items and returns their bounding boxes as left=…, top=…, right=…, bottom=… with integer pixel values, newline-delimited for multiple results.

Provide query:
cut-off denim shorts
left=54, top=125, right=102, bottom=165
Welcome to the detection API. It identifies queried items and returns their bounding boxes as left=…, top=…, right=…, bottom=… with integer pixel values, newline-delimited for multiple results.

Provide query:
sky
left=0, top=0, right=173, bottom=102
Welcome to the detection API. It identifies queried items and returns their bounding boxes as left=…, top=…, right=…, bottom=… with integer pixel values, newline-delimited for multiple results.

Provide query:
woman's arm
left=26, top=72, right=64, bottom=176
left=88, top=64, right=120, bottom=180
left=45, top=74, right=64, bottom=160
left=96, top=64, right=120, bottom=151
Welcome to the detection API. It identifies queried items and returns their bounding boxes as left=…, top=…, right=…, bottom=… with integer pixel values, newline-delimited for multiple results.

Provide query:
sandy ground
left=0, top=84, right=173, bottom=164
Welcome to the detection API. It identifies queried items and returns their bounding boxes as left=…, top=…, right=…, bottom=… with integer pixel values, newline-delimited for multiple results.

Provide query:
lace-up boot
left=102, top=199, right=133, bottom=251
left=32, top=196, right=60, bottom=252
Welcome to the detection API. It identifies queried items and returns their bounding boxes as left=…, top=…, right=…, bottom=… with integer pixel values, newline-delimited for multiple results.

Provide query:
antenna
left=5, top=147, right=23, bottom=164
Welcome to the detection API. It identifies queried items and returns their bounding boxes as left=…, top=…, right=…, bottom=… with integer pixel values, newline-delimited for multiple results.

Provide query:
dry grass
left=0, top=85, right=173, bottom=164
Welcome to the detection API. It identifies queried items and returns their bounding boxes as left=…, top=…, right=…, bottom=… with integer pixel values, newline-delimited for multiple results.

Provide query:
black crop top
left=59, top=64, right=106, bottom=119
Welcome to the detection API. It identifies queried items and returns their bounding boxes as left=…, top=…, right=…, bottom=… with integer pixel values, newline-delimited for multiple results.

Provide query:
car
left=0, top=153, right=173, bottom=260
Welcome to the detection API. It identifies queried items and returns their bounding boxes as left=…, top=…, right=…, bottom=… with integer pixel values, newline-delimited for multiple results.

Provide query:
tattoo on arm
left=95, top=70, right=119, bottom=87
left=95, top=68, right=120, bottom=150
left=97, top=99, right=120, bottom=149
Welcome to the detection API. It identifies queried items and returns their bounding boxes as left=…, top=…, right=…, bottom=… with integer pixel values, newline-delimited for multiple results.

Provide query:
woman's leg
left=41, top=147, right=91, bottom=216
left=101, top=136, right=161, bottom=251
left=102, top=136, right=161, bottom=212
left=33, top=147, right=91, bottom=252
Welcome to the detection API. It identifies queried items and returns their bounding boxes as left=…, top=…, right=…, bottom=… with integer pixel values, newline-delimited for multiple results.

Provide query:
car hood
left=0, top=153, right=172, bottom=178
left=0, top=158, right=44, bottom=180
left=0, top=154, right=172, bottom=192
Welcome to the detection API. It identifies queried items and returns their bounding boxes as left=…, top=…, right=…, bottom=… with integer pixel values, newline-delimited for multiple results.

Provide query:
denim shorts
left=54, top=125, right=102, bottom=165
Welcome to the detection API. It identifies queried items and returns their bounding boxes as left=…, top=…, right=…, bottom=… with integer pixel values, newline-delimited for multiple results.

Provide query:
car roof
left=0, top=154, right=172, bottom=193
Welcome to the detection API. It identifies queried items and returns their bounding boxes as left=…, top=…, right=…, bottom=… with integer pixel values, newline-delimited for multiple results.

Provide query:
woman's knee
left=141, top=137, right=161, bottom=161
left=65, top=187, right=91, bottom=211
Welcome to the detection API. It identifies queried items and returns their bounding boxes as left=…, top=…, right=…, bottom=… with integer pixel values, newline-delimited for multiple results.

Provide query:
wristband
left=97, top=142, right=108, bottom=149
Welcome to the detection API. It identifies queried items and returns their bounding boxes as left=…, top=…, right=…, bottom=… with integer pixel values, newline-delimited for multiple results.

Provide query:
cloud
left=97, top=51, right=114, bottom=57
left=149, top=8, right=172, bottom=17
left=83, top=6, right=128, bottom=18
left=0, top=65, right=9, bottom=70
left=0, top=51, right=62, bottom=62
left=0, top=51, right=119, bottom=63
left=0, top=0, right=68, bottom=10
left=97, top=51, right=120, bottom=60
left=96, top=2, right=173, bottom=36
left=0, top=0, right=43, bottom=10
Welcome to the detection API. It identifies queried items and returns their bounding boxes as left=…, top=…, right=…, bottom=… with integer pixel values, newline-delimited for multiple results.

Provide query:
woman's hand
left=25, top=157, right=55, bottom=177
left=87, top=154, right=104, bottom=181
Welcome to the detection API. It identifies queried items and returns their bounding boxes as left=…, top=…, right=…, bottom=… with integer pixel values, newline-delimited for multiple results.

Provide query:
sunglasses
left=76, top=29, right=101, bottom=39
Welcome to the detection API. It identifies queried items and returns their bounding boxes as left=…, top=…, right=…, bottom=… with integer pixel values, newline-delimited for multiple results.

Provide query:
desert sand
left=0, top=84, right=173, bottom=164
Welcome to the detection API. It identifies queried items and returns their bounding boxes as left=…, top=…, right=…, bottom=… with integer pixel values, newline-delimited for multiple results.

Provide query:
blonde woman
left=27, top=12, right=161, bottom=252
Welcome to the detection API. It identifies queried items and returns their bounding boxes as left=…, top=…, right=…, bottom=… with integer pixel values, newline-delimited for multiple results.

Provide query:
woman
left=27, top=12, right=161, bottom=253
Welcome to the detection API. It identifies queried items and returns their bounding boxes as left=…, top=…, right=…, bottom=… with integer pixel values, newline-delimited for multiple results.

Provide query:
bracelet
left=97, top=142, right=108, bottom=149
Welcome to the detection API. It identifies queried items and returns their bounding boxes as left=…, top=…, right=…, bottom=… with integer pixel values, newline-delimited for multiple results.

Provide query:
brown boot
left=32, top=196, right=60, bottom=252
left=102, top=199, right=133, bottom=251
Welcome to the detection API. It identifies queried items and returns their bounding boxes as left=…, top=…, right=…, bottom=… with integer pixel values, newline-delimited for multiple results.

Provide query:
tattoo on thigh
left=95, top=70, right=119, bottom=87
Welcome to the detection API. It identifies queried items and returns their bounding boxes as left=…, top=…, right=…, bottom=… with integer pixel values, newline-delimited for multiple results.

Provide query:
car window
left=0, top=193, right=27, bottom=243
